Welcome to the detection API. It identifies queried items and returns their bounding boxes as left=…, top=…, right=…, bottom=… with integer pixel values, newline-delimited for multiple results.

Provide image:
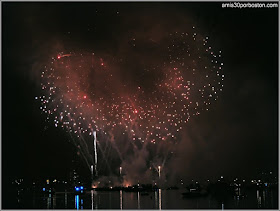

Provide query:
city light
left=75, top=186, right=84, bottom=191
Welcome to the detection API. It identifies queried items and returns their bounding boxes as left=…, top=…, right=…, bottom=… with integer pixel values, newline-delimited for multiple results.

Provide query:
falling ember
left=83, top=95, right=87, bottom=99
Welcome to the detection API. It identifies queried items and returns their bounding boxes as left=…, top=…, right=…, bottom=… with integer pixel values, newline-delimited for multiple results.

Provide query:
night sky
left=2, top=2, right=278, bottom=187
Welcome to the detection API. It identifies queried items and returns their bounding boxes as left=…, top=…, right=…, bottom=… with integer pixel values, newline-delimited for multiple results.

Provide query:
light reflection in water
left=65, top=193, right=67, bottom=208
left=53, top=195, right=56, bottom=208
left=120, top=190, right=123, bottom=209
left=47, top=194, right=51, bottom=209
left=262, top=190, right=266, bottom=205
left=154, top=189, right=162, bottom=209
left=94, top=190, right=98, bottom=209
left=137, top=191, right=140, bottom=209
left=16, top=187, right=277, bottom=209
left=91, top=190, right=98, bottom=209
left=257, top=190, right=261, bottom=208
left=75, top=195, right=79, bottom=210
left=159, top=189, right=162, bottom=210
left=155, top=190, right=158, bottom=209
left=91, top=190, right=94, bottom=210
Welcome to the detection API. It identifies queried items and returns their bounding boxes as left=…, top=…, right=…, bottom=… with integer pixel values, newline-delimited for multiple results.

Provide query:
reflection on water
left=158, top=189, right=162, bottom=210
left=257, top=190, right=261, bottom=207
left=120, top=190, right=123, bottom=210
left=47, top=194, right=51, bottom=209
left=64, top=193, right=67, bottom=208
left=137, top=191, right=140, bottom=209
left=75, top=195, right=79, bottom=209
left=11, top=188, right=278, bottom=209
left=154, top=189, right=157, bottom=209
left=91, top=190, right=98, bottom=209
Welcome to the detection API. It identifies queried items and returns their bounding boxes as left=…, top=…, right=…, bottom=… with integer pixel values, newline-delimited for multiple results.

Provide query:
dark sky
left=2, top=2, right=278, bottom=185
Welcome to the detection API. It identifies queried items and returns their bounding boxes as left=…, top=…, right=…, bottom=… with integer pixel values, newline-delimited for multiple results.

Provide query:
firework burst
left=36, top=28, right=224, bottom=173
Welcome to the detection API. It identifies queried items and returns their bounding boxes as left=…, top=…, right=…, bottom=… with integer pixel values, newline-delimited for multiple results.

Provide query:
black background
left=2, top=2, right=278, bottom=190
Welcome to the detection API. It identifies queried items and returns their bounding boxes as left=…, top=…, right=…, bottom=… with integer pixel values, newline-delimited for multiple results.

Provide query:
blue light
left=43, top=188, right=46, bottom=191
left=75, top=187, right=79, bottom=191
left=80, top=186, right=84, bottom=190
left=75, top=195, right=79, bottom=209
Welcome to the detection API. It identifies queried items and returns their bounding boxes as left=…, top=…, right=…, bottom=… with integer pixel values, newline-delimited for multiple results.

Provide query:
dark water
left=7, top=189, right=278, bottom=209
